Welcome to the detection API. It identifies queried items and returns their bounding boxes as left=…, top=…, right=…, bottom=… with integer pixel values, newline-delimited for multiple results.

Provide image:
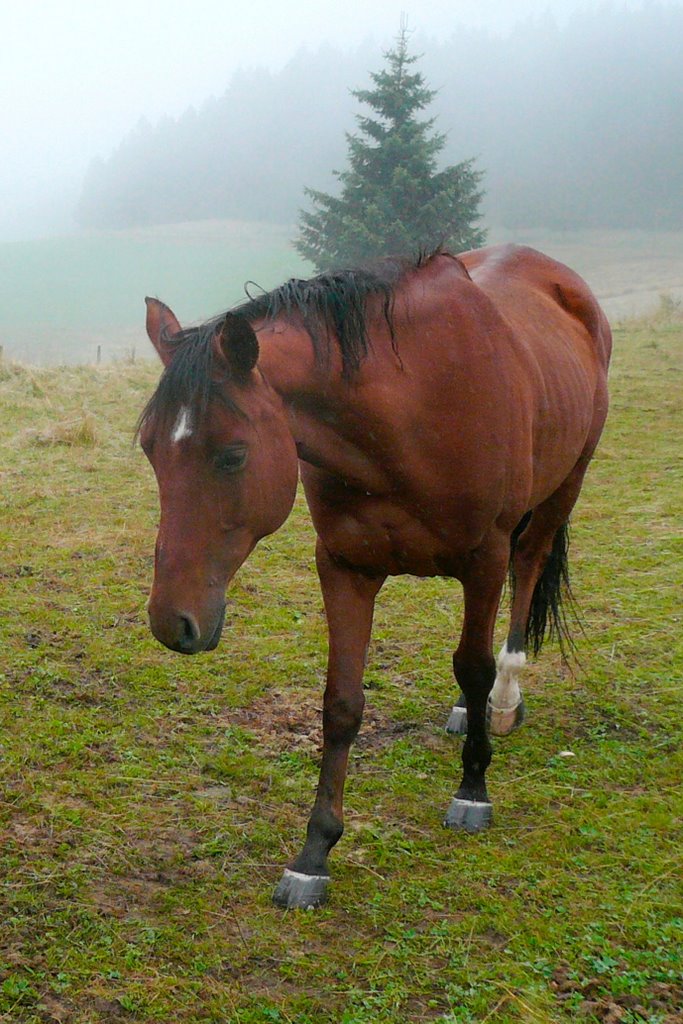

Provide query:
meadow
left=2, top=222, right=683, bottom=365
left=0, top=222, right=310, bottom=366
left=0, top=280, right=682, bottom=1020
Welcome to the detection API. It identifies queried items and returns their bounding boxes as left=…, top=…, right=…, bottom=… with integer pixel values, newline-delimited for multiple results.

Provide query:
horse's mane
left=233, top=254, right=421, bottom=373
left=138, top=249, right=440, bottom=436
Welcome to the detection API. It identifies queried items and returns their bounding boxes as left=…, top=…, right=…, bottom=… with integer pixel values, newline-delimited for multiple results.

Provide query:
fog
left=1, top=0, right=670, bottom=241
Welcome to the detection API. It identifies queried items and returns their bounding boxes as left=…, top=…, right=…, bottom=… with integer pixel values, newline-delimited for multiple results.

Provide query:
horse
left=139, top=243, right=611, bottom=909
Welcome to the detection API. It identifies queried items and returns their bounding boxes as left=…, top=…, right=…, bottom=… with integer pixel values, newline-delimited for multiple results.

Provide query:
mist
left=2, top=0, right=676, bottom=241
left=2, top=0, right=682, bottom=365
left=73, top=5, right=683, bottom=235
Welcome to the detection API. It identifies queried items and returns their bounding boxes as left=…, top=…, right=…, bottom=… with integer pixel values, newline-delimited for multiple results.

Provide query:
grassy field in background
left=2, top=222, right=683, bottom=365
left=492, top=228, right=683, bottom=321
left=0, top=222, right=311, bottom=365
left=0, top=311, right=681, bottom=1022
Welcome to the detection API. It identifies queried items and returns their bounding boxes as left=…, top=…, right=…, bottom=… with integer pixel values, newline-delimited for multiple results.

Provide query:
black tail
left=510, top=519, right=578, bottom=659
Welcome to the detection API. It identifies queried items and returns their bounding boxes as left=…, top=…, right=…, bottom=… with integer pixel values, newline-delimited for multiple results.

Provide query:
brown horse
left=139, top=244, right=611, bottom=909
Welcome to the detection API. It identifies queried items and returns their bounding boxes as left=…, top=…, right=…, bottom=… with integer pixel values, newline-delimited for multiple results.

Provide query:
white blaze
left=171, top=406, right=193, bottom=443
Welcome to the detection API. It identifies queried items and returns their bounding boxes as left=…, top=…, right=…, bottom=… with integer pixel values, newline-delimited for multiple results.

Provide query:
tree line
left=76, top=5, right=683, bottom=235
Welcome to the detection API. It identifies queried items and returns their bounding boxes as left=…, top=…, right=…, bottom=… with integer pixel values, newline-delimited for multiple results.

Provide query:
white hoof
left=487, top=697, right=526, bottom=736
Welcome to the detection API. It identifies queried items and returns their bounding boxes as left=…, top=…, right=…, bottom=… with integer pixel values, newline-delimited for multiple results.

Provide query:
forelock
left=136, top=322, right=244, bottom=440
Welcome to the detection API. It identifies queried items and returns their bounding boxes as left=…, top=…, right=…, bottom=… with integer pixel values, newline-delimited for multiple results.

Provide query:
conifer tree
left=295, top=27, right=486, bottom=271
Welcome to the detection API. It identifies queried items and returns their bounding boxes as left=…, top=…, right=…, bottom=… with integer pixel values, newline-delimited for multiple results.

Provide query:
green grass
left=0, top=221, right=310, bottom=365
left=4, top=222, right=683, bottom=366
left=0, top=312, right=681, bottom=1023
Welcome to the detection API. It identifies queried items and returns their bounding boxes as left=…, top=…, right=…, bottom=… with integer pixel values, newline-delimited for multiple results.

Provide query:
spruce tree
left=295, top=27, right=486, bottom=271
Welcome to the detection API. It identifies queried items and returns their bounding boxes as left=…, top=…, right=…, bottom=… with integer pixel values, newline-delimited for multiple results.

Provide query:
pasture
left=0, top=308, right=682, bottom=1020
left=2, top=222, right=683, bottom=365
left=0, top=222, right=310, bottom=366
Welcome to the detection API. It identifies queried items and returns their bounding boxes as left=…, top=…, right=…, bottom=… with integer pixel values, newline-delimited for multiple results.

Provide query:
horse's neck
left=256, top=318, right=335, bottom=391
left=257, top=319, right=391, bottom=491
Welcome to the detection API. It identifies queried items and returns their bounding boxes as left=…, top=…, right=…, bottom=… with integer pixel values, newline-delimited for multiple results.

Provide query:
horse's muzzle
left=149, top=604, right=226, bottom=655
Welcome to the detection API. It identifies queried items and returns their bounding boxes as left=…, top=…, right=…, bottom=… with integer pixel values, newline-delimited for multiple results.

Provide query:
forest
left=75, top=5, right=683, bottom=233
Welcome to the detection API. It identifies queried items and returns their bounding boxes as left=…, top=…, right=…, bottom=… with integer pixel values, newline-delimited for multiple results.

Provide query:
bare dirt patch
left=551, top=964, right=683, bottom=1023
left=224, top=686, right=427, bottom=756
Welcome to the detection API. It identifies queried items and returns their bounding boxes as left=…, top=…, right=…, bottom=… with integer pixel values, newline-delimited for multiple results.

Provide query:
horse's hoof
left=272, top=869, right=329, bottom=909
left=445, top=704, right=468, bottom=735
left=488, top=697, right=526, bottom=736
left=444, top=797, right=493, bottom=832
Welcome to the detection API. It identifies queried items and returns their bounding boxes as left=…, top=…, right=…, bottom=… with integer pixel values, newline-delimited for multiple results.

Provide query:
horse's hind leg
left=489, top=454, right=597, bottom=736
left=444, top=517, right=528, bottom=736
left=444, top=537, right=508, bottom=832
left=492, top=372, right=608, bottom=736
left=445, top=504, right=568, bottom=738
left=445, top=692, right=470, bottom=735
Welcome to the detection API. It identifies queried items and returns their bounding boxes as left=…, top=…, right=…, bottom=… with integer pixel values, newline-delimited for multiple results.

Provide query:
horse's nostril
left=178, top=613, right=201, bottom=652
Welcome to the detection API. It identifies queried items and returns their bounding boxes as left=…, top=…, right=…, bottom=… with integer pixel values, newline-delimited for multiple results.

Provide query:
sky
left=0, top=0, right=655, bottom=239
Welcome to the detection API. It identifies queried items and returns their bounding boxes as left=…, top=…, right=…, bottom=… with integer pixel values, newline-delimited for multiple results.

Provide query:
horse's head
left=141, top=299, right=298, bottom=654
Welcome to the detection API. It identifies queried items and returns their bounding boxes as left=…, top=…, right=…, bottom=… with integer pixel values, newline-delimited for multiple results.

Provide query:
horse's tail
left=509, top=518, right=578, bottom=659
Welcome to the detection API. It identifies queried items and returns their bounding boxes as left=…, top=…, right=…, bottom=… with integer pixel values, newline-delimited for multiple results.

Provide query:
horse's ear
left=145, top=298, right=182, bottom=366
left=215, top=313, right=259, bottom=380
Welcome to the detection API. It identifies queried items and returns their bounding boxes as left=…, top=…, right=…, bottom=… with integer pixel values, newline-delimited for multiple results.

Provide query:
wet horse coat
left=140, top=244, right=611, bottom=908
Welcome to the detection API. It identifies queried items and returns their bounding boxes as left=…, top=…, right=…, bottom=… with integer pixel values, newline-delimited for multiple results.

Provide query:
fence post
left=96, top=345, right=101, bottom=365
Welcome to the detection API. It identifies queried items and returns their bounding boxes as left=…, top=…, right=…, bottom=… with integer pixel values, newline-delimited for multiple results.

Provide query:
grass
left=0, top=221, right=310, bottom=365
left=3, top=222, right=683, bottom=365
left=0, top=310, right=681, bottom=1023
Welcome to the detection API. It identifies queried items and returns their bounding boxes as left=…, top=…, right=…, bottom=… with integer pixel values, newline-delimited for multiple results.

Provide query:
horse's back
left=460, top=243, right=612, bottom=370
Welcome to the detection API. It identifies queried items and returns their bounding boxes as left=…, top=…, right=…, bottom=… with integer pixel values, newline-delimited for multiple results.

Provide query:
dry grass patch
left=26, top=410, right=99, bottom=447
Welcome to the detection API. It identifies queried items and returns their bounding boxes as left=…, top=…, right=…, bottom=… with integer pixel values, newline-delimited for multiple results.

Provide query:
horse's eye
left=213, top=445, right=248, bottom=474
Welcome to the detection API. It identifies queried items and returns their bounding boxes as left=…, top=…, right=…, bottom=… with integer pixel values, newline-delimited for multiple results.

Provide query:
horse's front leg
left=273, top=540, right=384, bottom=909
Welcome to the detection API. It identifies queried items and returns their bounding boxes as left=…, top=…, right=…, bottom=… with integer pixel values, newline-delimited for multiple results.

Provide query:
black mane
left=138, top=251, right=438, bottom=437
left=233, top=255, right=416, bottom=373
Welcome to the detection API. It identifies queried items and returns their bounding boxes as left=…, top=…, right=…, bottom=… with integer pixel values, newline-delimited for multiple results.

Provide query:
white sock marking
left=171, top=406, right=193, bottom=443
left=282, top=868, right=329, bottom=882
left=449, top=798, right=491, bottom=808
left=489, top=641, right=526, bottom=710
